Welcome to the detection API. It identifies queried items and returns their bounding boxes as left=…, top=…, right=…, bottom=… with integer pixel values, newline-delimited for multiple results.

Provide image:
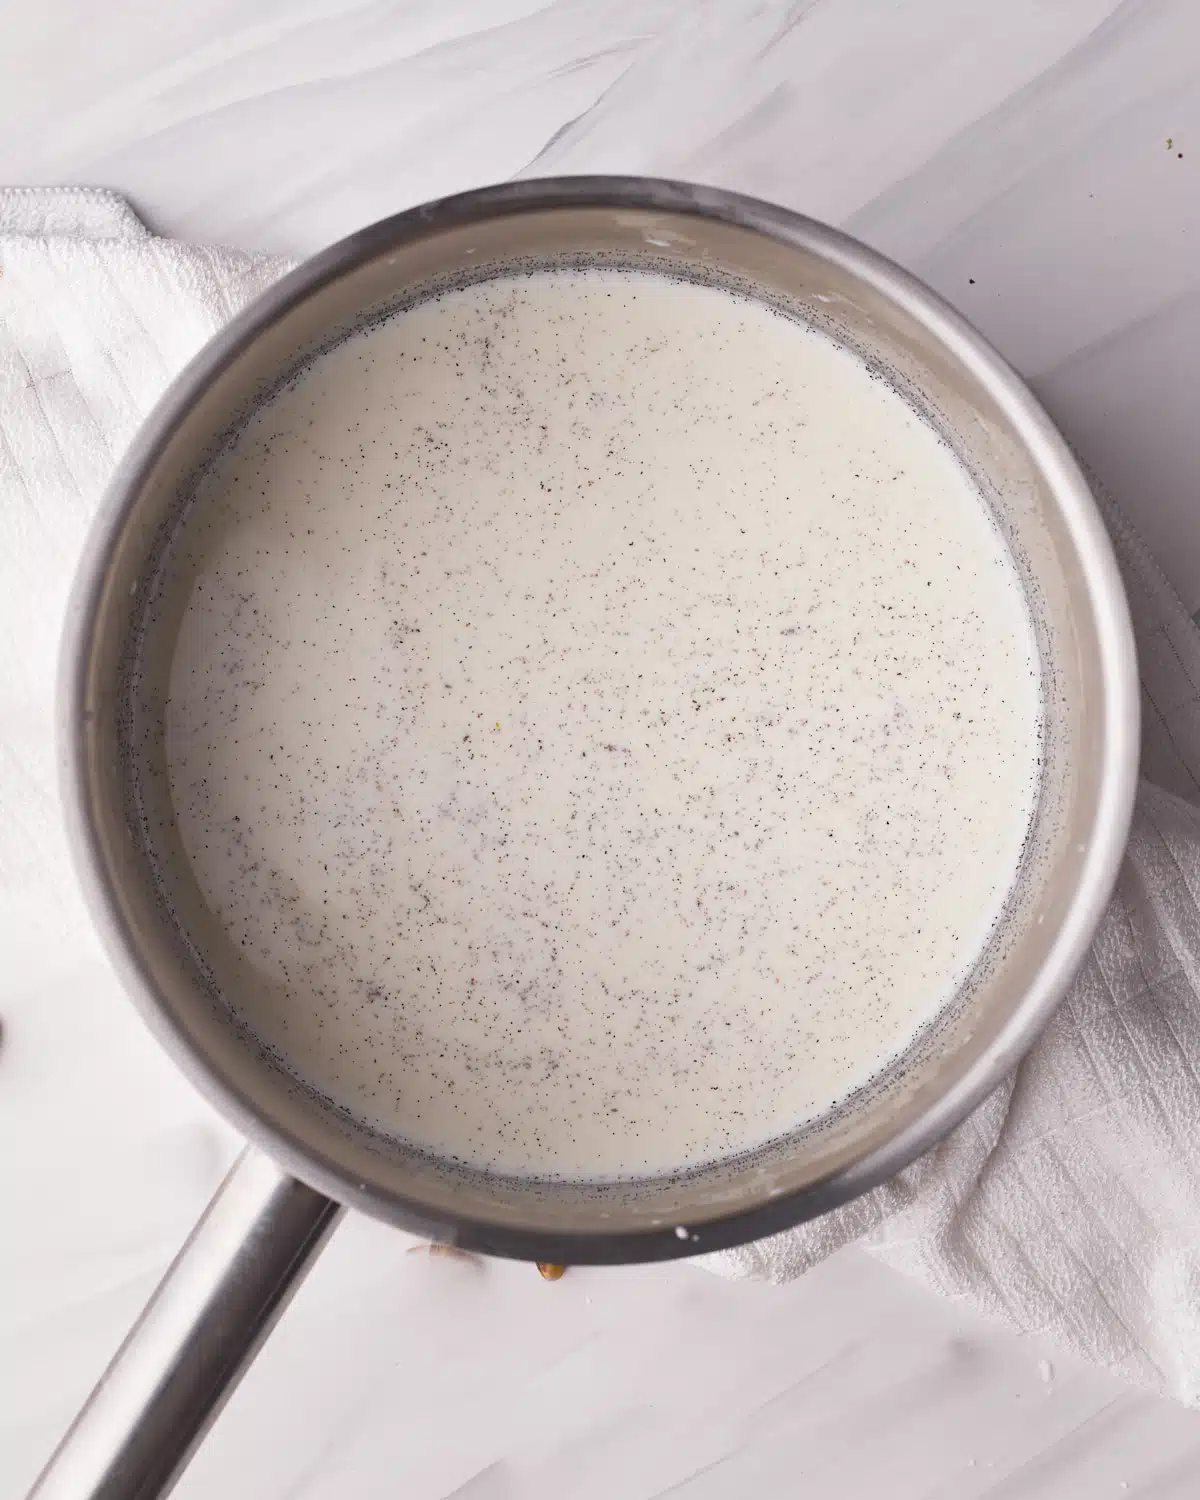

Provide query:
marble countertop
left=5, top=2, right=1200, bottom=1497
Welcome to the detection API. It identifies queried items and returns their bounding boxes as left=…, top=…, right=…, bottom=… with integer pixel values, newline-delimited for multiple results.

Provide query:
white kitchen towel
left=0, top=188, right=291, bottom=973
left=5, top=190, right=1200, bottom=1407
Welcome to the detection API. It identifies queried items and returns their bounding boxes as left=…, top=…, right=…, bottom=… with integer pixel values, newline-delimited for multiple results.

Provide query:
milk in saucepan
left=163, top=269, right=1041, bottom=1179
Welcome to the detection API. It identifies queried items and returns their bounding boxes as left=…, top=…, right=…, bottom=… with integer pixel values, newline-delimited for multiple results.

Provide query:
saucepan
left=34, top=178, right=1138, bottom=1500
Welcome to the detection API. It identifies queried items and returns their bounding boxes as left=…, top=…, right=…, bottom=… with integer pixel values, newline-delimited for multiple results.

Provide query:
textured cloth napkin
left=5, top=187, right=1200, bottom=1406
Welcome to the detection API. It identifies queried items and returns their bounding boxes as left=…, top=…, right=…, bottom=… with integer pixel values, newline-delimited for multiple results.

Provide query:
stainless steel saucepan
left=33, top=178, right=1138, bottom=1500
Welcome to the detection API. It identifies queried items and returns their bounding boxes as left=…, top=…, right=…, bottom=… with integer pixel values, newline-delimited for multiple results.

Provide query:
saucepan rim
left=58, top=175, right=1139, bottom=1262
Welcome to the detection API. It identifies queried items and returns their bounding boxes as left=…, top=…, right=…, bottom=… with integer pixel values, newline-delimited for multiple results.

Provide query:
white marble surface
left=6, top=1, right=1200, bottom=1496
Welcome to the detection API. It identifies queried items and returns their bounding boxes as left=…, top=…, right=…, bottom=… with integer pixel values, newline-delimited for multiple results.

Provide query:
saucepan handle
left=28, top=1146, right=343, bottom=1500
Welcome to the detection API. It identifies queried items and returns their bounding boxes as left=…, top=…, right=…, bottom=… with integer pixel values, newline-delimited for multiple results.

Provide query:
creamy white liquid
left=165, top=269, right=1041, bottom=1179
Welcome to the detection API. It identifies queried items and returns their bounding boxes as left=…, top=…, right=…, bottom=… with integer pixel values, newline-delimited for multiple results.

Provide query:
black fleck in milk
left=164, top=269, right=1041, bottom=1178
